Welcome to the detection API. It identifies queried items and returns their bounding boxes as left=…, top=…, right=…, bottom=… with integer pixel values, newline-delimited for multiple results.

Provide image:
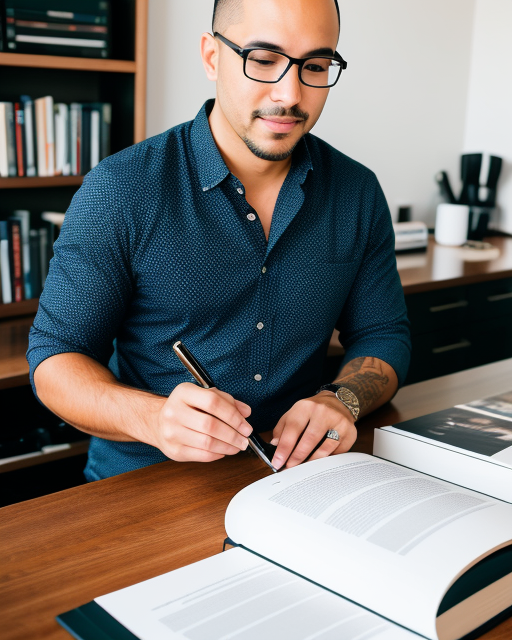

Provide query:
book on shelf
left=57, top=393, right=512, bottom=640
left=4, top=0, right=111, bottom=58
left=0, top=102, right=17, bottom=177
left=0, top=96, right=111, bottom=178
left=0, top=209, right=58, bottom=303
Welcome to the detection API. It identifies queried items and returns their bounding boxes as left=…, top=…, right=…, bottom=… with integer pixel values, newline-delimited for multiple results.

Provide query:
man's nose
left=269, top=63, right=303, bottom=107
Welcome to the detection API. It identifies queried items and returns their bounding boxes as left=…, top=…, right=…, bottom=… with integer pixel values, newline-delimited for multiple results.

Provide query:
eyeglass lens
left=246, top=50, right=341, bottom=87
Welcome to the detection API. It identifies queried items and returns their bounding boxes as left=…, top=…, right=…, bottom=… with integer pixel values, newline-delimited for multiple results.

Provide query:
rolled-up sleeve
left=27, top=165, right=133, bottom=393
left=336, top=177, right=411, bottom=387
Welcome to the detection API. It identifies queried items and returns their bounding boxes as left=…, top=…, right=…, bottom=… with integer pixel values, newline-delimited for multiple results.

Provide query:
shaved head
left=212, top=0, right=340, bottom=35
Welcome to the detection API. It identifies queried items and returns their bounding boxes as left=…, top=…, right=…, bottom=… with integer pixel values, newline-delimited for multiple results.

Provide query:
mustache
left=251, top=106, right=309, bottom=122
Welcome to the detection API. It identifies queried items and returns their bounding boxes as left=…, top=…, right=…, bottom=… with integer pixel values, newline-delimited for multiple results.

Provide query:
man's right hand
left=151, top=382, right=253, bottom=463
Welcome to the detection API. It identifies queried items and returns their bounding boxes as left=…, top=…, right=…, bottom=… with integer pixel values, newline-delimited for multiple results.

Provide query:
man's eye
left=252, top=58, right=276, bottom=66
left=304, top=64, right=326, bottom=73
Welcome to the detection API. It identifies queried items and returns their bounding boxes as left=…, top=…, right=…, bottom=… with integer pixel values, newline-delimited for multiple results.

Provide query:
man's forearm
left=333, top=356, right=398, bottom=417
left=33, top=353, right=165, bottom=443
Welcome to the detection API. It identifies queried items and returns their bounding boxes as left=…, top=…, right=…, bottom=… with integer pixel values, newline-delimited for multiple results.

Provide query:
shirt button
left=237, top=187, right=244, bottom=195
left=257, top=322, right=264, bottom=330
left=247, top=213, right=256, bottom=221
left=202, top=186, right=209, bottom=192
left=261, top=266, right=267, bottom=273
left=254, top=374, right=262, bottom=381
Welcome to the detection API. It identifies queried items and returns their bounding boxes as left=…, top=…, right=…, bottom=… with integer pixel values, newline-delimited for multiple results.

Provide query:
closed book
left=90, top=109, right=100, bottom=169
left=12, top=209, right=31, bottom=299
left=70, top=103, right=82, bottom=176
left=0, top=221, right=12, bottom=304
left=8, top=218, right=24, bottom=302
left=80, top=104, right=91, bottom=175
left=20, top=95, right=37, bottom=177
left=6, top=1, right=109, bottom=25
left=29, top=229, right=42, bottom=298
left=35, top=96, right=55, bottom=177
left=34, top=96, right=47, bottom=176
left=6, top=0, right=111, bottom=57
left=374, top=392, right=512, bottom=503
left=4, top=101, right=17, bottom=176
left=54, top=103, right=69, bottom=176
left=14, top=102, right=25, bottom=177
left=0, top=102, right=8, bottom=177
left=90, top=102, right=111, bottom=161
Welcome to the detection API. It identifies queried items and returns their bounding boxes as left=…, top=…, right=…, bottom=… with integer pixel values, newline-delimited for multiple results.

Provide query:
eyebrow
left=244, top=40, right=334, bottom=57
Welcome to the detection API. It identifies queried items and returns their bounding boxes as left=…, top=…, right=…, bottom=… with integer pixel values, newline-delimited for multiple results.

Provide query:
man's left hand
left=270, top=391, right=357, bottom=470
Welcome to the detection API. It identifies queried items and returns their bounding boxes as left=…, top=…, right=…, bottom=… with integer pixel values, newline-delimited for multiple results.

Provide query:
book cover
left=0, top=102, right=8, bottom=177
left=12, top=209, right=31, bottom=299
left=374, top=392, right=512, bottom=502
left=8, top=218, right=24, bottom=302
left=70, top=103, right=82, bottom=176
left=14, top=102, right=25, bottom=177
left=20, top=95, right=37, bottom=177
left=0, top=221, right=12, bottom=304
left=5, top=101, right=17, bottom=176
left=35, top=97, right=47, bottom=176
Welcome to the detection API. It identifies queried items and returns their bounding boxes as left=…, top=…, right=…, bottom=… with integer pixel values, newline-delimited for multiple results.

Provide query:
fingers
left=308, top=427, right=357, bottom=461
left=179, top=384, right=253, bottom=437
left=181, top=404, right=249, bottom=452
left=271, top=397, right=357, bottom=470
left=157, top=383, right=253, bottom=463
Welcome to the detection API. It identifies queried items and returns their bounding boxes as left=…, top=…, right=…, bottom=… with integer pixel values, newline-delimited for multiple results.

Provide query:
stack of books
left=0, top=97, right=111, bottom=177
left=1, top=0, right=111, bottom=58
left=0, top=210, right=62, bottom=304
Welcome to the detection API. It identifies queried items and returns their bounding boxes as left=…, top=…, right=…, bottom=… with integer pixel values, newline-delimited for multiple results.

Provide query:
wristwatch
left=316, top=384, right=360, bottom=421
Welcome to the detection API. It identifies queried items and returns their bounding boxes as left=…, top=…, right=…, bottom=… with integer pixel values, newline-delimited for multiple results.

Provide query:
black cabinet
left=405, top=277, right=512, bottom=384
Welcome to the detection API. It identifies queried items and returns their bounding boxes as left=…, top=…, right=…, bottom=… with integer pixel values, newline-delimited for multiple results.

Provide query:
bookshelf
left=0, top=0, right=147, bottom=321
left=0, top=0, right=148, bottom=474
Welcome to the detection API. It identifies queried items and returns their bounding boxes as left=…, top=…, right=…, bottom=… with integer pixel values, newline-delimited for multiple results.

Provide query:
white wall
left=463, top=0, right=512, bottom=234
left=146, top=0, right=475, bottom=224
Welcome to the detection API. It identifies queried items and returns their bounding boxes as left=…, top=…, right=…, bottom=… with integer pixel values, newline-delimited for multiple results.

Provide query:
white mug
left=435, top=204, right=470, bottom=246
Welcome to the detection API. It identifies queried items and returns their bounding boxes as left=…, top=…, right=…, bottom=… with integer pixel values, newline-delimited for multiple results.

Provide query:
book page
left=96, top=547, right=419, bottom=640
left=225, top=453, right=512, bottom=639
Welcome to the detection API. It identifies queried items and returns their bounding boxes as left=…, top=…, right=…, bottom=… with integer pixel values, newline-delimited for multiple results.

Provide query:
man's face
left=215, top=0, right=339, bottom=161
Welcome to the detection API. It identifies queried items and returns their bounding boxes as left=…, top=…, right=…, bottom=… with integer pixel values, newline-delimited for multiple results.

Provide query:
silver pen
left=173, top=341, right=277, bottom=472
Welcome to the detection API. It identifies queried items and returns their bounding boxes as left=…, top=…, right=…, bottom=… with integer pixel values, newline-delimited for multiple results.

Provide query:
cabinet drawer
left=407, top=327, right=474, bottom=383
left=468, top=277, right=512, bottom=321
left=468, top=315, right=512, bottom=367
left=405, top=287, right=469, bottom=335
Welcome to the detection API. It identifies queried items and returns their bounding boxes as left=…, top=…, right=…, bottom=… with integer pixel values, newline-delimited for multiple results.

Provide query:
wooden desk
left=1, top=358, right=511, bottom=640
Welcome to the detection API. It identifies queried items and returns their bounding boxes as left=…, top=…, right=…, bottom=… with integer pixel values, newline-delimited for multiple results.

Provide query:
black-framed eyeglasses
left=214, top=32, right=347, bottom=89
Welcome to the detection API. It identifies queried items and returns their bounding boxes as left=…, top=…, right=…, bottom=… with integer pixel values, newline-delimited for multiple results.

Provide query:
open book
left=58, top=453, right=512, bottom=640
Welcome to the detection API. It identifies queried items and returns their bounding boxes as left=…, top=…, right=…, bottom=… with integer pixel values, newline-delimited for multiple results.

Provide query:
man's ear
left=200, top=32, right=219, bottom=81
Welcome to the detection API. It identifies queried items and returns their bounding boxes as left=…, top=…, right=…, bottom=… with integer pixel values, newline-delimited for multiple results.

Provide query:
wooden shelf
left=0, top=52, right=136, bottom=74
left=0, top=440, right=89, bottom=474
left=0, top=299, right=38, bottom=319
left=0, top=175, right=83, bottom=189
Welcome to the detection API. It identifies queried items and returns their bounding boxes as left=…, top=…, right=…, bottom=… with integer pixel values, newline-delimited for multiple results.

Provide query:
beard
left=241, top=105, right=309, bottom=162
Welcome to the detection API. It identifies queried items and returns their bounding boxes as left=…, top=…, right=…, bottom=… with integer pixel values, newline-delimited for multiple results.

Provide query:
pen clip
left=173, top=341, right=215, bottom=388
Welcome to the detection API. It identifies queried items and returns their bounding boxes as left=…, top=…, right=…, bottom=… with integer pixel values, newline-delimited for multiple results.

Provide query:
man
left=28, top=0, right=410, bottom=481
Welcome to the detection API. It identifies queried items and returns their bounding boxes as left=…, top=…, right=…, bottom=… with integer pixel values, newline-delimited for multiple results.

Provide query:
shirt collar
left=191, top=99, right=313, bottom=192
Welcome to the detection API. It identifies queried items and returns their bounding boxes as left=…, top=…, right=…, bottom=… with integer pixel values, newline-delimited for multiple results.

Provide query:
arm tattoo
left=334, top=357, right=390, bottom=415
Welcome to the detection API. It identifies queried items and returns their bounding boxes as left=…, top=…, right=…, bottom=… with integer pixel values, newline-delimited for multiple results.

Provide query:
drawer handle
left=487, top=292, right=512, bottom=302
left=432, top=339, right=471, bottom=354
left=429, top=300, right=468, bottom=313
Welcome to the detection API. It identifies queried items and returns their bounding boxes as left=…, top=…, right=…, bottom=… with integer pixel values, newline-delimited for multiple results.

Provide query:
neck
left=208, top=101, right=293, bottom=188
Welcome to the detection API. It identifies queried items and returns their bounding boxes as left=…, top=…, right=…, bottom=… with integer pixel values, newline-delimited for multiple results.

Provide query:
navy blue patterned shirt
left=27, top=100, right=410, bottom=481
